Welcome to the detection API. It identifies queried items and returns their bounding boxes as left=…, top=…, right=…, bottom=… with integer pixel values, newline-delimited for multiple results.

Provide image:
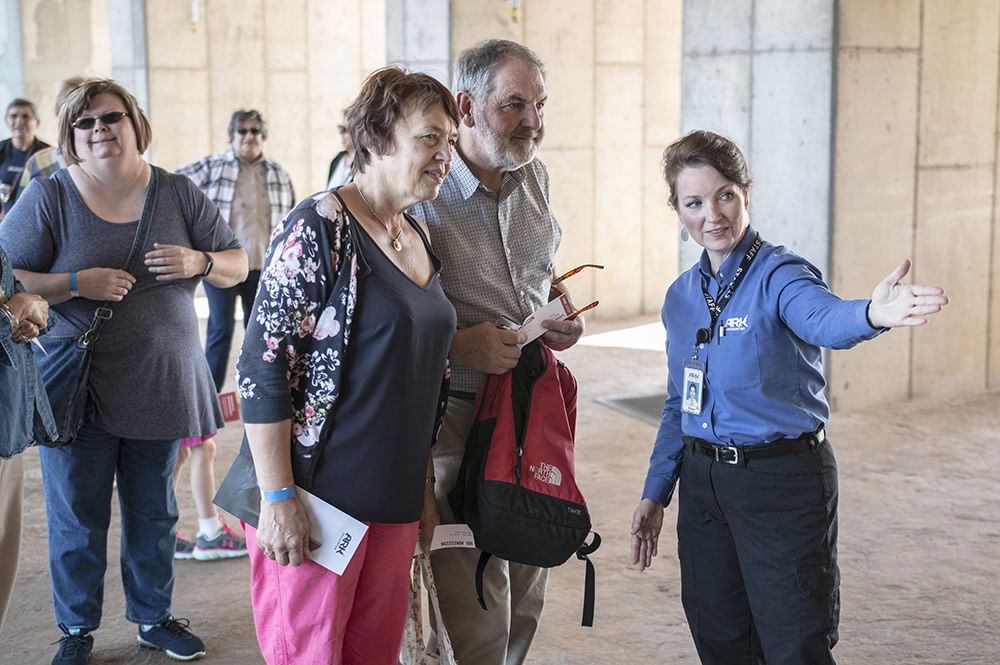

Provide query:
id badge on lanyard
left=683, top=232, right=763, bottom=417
left=681, top=358, right=705, bottom=415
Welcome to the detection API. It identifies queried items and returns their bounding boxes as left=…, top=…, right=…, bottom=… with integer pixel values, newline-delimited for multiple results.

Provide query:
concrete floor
left=2, top=316, right=998, bottom=664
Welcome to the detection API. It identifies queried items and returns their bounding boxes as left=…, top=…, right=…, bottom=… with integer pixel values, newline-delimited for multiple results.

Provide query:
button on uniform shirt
left=642, top=226, right=885, bottom=507
left=410, top=151, right=562, bottom=393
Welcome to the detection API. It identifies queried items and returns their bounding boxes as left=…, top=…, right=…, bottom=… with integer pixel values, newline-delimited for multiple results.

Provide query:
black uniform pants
left=677, top=438, right=840, bottom=665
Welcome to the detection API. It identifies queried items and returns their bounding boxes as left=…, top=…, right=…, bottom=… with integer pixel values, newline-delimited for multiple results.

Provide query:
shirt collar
left=450, top=149, right=529, bottom=201
left=224, top=146, right=267, bottom=167
left=698, top=224, right=758, bottom=283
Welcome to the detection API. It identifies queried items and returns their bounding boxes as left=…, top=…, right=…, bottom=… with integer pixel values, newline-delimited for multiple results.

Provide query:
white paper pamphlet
left=296, top=485, right=368, bottom=575
left=516, top=294, right=574, bottom=348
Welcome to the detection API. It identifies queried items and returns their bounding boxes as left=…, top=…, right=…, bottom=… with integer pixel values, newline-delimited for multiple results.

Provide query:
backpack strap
left=475, top=551, right=492, bottom=611
left=576, top=531, right=601, bottom=627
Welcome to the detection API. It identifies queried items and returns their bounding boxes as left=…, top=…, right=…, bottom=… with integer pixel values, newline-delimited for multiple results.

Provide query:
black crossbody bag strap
left=78, top=166, right=159, bottom=349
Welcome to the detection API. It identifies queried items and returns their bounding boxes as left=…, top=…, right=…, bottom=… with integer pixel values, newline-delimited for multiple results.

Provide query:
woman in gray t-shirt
left=0, top=79, right=247, bottom=663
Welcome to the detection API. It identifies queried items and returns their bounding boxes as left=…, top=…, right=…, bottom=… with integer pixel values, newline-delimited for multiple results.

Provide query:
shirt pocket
left=710, top=330, right=761, bottom=389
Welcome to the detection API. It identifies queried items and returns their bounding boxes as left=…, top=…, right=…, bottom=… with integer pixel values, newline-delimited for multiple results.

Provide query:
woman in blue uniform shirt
left=630, top=130, right=948, bottom=665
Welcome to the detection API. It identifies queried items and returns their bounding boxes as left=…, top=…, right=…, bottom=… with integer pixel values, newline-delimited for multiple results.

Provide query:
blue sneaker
left=192, top=522, right=247, bottom=561
left=174, top=531, right=195, bottom=560
left=51, top=623, right=93, bottom=665
left=137, top=616, right=206, bottom=661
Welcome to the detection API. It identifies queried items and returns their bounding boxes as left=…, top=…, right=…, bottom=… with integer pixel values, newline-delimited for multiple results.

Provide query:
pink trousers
left=246, top=520, right=419, bottom=665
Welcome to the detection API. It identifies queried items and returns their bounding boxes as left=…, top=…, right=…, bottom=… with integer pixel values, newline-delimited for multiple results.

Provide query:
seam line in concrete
left=907, top=0, right=926, bottom=400
left=916, top=163, right=997, bottom=172
left=986, top=1, right=1000, bottom=389
left=683, top=47, right=834, bottom=57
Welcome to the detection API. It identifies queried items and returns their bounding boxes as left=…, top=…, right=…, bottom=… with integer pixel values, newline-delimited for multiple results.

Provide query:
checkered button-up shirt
left=175, top=147, right=295, bottom=269
left=411, top=151, right=561, bottom=393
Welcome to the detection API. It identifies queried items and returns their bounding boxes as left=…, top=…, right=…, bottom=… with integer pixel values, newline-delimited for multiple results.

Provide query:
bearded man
left=410, top=39, right=585, bottom=665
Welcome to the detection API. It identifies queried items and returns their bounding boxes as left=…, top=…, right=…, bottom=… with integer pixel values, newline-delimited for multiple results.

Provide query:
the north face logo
left=530, top=462, right=563, bottom=486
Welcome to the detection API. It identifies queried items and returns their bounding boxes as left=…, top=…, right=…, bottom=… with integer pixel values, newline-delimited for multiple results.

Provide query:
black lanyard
left=695, top=232, right=762, bottom=348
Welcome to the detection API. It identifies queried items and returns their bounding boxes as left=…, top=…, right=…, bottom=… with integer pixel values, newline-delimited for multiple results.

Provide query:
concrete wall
left=679, top=0, right=835, bottom=277
left=5, top=0, right=114, bottom=145
left=450, top=0, right=683, bottom=317
left=828, top=0, right=1000, bottom=409
left=0, top=2, right=26, bottom=119
left=145, top=0, right=385, bottom=195
left=386, top=0, right=450, bottom=86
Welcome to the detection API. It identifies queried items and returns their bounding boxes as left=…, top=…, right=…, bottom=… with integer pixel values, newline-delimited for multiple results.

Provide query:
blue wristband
left=68, top=272, right=79, bottom=297
left=262, top=486, right=296, bottom=502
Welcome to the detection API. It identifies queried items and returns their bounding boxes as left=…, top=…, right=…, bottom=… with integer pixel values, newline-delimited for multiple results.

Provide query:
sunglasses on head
left=237, top=127, right=262, bottom=136
left=71, top=111, right=129, bottom=130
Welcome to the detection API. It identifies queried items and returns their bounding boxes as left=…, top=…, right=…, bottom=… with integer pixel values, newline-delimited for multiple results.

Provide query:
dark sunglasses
left=236, top=127, right=262, bottom=136
left=71, top=111, right=129, bottom=130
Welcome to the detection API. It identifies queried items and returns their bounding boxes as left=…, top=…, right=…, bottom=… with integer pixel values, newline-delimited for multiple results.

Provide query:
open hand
left=867, top=259, right=949, bottom=329
left=630, top=498, right=664, bottom=572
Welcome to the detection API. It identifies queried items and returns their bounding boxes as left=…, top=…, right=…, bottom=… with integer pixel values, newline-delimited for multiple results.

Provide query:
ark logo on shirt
left=724, top=314, right=749, bottom=333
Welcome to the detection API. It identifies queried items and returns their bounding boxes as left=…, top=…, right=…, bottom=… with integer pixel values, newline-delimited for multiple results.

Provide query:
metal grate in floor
left=593, top=393, right=666, bottom=427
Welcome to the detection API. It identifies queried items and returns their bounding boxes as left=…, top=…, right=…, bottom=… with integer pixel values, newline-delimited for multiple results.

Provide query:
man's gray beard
left=476, top=122, right=539, bottom=172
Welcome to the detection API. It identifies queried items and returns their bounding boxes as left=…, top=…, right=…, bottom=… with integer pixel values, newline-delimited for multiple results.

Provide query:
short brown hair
left=662, top=130, right=753, bottom=210
left=58, top=78, right=152, bottom=165
left=344, top=67, right=459, bottom=174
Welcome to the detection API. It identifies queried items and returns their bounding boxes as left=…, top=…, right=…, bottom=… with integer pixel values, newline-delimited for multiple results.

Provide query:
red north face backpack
left=448, top=340, right=601, bottom=626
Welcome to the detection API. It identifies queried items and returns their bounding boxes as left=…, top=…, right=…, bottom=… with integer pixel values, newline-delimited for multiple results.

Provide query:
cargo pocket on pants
left=797, top=564, right=840, bottom=646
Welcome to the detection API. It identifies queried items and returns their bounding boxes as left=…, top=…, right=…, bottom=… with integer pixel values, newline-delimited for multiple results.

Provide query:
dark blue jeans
left=39, top=419, right=180, bottom=630
left=204, top=270, right=260, bottom=391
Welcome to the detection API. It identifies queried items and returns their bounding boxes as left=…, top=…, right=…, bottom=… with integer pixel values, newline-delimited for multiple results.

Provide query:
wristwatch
left=201, top=252, right=214, bottom=276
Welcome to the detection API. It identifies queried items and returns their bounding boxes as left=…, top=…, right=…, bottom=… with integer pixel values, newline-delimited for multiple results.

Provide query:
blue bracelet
left=68, top=272, right=79, bottom=297
left=262, top=486, right=296, bottom=502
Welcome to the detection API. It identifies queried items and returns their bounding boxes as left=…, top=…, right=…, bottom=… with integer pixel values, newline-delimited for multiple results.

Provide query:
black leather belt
left=448, top=390, right=478, bottom=401
left=684, top=429, right=826, bottom=465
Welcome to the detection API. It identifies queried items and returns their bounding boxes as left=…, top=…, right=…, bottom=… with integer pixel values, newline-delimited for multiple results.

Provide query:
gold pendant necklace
left=356, top=185, right=403, bottom=251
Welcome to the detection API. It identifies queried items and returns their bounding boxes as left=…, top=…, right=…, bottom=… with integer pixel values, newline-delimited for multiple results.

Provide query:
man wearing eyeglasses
left=0, top=98, right=51, bottom=216
left=409, top=40, right=585, bottom=665
left=176, top=109, right=295, bottom=392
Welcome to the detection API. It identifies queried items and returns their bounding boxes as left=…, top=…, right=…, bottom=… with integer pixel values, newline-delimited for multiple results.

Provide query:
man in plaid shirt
left=176, top=109, right=295, bottom=390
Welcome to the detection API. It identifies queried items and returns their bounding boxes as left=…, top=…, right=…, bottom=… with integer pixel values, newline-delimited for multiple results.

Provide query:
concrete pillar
left=679, top=0, right=835, bottom=278
left=386, top=0, right=451, bottom=85
left=0, top=2, right=25, bottom=131
left=108, top=0, right=148, bottom=114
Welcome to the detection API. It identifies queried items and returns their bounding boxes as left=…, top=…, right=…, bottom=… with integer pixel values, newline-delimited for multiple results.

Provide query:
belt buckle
left=716, top=445, right=739, bottom=464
